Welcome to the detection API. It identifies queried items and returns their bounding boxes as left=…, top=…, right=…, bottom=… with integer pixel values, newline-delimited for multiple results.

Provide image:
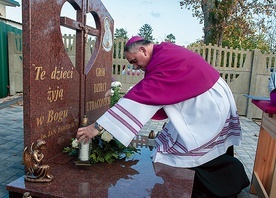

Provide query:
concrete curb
left=0, top=96, right=23, bottom=110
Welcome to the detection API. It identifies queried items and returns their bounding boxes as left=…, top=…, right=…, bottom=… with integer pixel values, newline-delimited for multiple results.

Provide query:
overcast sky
left=6, top=0, right=204, bottom=46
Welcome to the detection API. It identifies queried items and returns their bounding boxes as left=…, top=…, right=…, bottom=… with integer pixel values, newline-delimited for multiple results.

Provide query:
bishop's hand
left=76, top=124, right=99, bottom=144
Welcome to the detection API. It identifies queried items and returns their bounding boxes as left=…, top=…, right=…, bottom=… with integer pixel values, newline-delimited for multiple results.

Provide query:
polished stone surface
left=7, top=142, right=195, bottom=198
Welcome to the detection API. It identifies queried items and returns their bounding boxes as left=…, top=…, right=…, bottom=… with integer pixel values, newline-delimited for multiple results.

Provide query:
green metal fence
left=0, top=21, right=22, bottom=98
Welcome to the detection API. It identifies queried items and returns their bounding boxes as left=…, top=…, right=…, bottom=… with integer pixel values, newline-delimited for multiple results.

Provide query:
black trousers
left=191, top=148, right=250, bottom=198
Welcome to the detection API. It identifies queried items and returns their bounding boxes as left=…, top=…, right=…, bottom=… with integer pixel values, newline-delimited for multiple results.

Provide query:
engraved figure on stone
left=102, top=17, right=113, bottom=52
left=23, top=139, right=54, bottom=182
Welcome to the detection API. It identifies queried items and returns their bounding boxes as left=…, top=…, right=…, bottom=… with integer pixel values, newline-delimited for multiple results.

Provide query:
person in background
left=77, top=36, right=249, bottom=197
left=268, top=68, right=276, bottom=92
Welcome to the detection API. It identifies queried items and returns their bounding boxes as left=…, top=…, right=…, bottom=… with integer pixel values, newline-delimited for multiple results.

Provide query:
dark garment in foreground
left=191, top=154, right=250, bottom=198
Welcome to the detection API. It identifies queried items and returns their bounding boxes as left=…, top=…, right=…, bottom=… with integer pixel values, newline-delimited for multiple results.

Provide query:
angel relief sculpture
left=23, top=139, right=54, bottom=182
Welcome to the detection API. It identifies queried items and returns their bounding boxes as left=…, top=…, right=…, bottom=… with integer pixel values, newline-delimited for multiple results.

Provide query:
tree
left=114, top=28, right=128, bottom=39
left=222, top=16, right=270, bottom=52
left=266, top=19, right=276, bottom=53
left=165, top=34, right=176, bottom=43
left=138, top=24, right=155, bottom=42
left=179, top=0, right=276, bottom=47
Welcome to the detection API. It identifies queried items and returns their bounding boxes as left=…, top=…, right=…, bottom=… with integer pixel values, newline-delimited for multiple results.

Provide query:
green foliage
left=89, top=137, right=139, bottom=164
left=114, top=28, right=128, bottom=39
left=110, top=86, right=122, bottom=107
left=62, top=138, right=78, bottom=156
left=179, top=0, right=275, bottom=50
left=220, top=15, right=271, bottom=52
left=222, top=32, right=270, bottom=52
left=165, top=34, right=176, bottom=43
left=138, top=24, right=155, bottom=42
left=63, top=135, right=140, bottom=164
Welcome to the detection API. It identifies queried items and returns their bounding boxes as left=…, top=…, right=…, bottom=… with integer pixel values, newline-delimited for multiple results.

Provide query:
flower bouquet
left=63, top=81, right=140, bottom=164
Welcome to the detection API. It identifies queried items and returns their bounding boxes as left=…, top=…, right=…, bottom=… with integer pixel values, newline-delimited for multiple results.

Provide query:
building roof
left=0, top=0, right=20, bottom=7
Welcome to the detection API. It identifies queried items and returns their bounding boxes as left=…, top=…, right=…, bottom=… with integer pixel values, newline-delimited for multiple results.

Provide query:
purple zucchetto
left=125, top=36, right=144, bottom=47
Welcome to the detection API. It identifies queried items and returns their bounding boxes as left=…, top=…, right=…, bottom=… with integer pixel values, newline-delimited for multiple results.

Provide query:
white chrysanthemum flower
left=101, top=130, right=113, bottom=142
left=71, top=138, right=79, bottom=148
left=111, top=89, right=115, bottom=96
left=111, top=81, right=122, bottom=88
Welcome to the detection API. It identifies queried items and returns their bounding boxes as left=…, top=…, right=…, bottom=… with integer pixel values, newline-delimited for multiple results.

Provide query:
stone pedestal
left=7, top=136, right=195, bottom=198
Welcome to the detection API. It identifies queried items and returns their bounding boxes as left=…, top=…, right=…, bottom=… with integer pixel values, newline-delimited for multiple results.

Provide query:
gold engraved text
left=34, top=66, right=46, bottom=80
left=96, top=68, right=105, bottom=77
left=94, top=83, right=107, bottom=93
left=47, top=109, right=68, bottom=123
left=86, top=97, right=110, bottom=111
left=40, top=122, right=77, bottom=139
left=51, top=67, right=73, bottom=80
left=47, top=86, right=64, bottom=102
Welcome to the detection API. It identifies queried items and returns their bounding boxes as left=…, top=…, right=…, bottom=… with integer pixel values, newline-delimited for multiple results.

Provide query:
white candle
left=78, top=139, right=90, bottom=161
